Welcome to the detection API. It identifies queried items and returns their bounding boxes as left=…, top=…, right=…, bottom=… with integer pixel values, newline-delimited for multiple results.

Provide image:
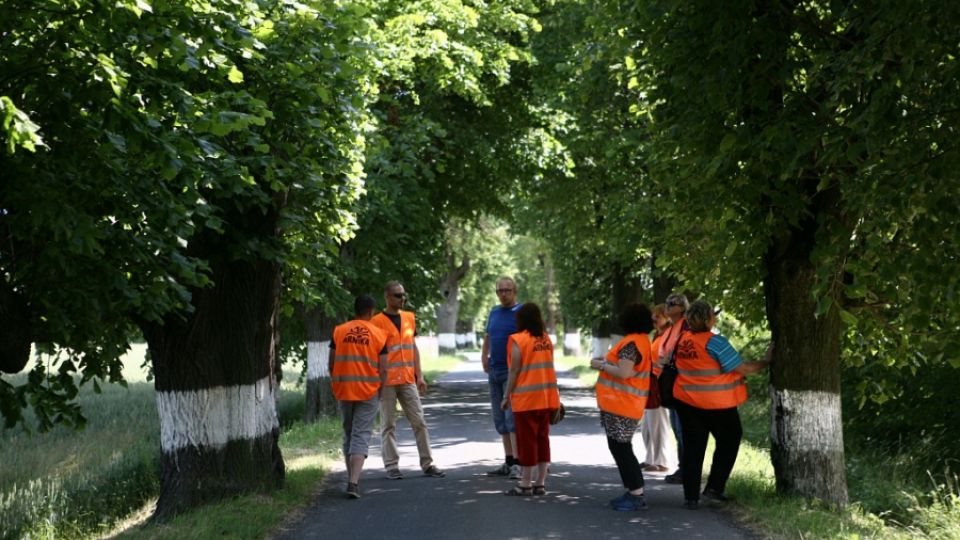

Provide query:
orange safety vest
left=595, top=334, right=652, bottom=420
left=371, top=311, right=417, bottom=386
left=507, top=331, right=560, bottom=412
left=651, top=333, right=664, bottom=376
left=673, top=331, right=747, bottom=409
left=331, top=320, right=387, bottom=401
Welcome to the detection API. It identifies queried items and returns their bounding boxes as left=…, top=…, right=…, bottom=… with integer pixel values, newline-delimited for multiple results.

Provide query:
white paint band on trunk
left=563, top=332, right=580, bottom=349
left=548, top=333, right=557, bottom=345
left=591, top=337, right=611, bottom=358
left=438, top=333, right=456, bottom=350
left=307, top=340, right=330, bottom=380
left=771, top=387, right=843, bottom=452
left=157, top=375, right=279, bottom=453
left=416, top=336, right=439, bottom=359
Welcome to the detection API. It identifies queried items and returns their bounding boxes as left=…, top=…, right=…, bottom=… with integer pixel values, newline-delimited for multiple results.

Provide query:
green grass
left=554, top=355, right=595, bottom=387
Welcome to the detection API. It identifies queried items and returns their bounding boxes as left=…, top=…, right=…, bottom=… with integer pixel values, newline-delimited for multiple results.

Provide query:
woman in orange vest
left=500, top=303, right=559, bottom=496
left=673, top=300, right=771, bottom=510
left=590, top=303, right=655, bottom=511
left=640, top=304, right=676, bottom=474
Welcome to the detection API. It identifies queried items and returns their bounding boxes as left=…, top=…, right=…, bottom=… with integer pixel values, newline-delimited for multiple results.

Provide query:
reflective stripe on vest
left=371, top=311, right=417, bottom=386
left=595, top=333, right=652, bottom=420
left=508, top=331, right=560, bottom=413
left=673, top=331, right=747, bottom=410
left=331, top=320, right=386, bottom=401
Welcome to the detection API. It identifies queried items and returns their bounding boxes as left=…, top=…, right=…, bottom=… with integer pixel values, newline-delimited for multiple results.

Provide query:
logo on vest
left=345, top=326, right=371, bottom=346
left=533, top=337, right=552, bottom=352
left=675, top=340, right=696, bottom=360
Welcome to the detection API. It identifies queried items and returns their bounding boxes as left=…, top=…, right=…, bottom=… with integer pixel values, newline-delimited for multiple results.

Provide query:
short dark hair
left=619, top=303, right=654, bottom=335
left=384, top=280, right=401, bottom=294
left=515, top=303, right=546, bottom=337
left=354, top=295, right=376, bottom=316
left=686, top=300, right=713, bottom=332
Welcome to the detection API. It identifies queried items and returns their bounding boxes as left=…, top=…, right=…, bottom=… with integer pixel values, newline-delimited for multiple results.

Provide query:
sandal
left=504, top=485, right=533, bottom=497
left=532, top=485, right=547, bottom=496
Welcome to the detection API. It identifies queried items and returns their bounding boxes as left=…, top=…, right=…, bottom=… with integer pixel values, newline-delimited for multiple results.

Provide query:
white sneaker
left=509, top=464, right=522, bottom=480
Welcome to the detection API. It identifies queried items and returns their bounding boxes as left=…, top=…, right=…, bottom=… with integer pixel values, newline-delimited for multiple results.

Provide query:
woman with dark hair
left=501, top=303, right=560, bottom=496
left=673, top=299, right=771, bottom=510
left=590, top=303, right=655, bottom=511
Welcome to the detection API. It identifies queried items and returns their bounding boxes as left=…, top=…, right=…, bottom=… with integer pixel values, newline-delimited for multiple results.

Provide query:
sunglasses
left=392, top=293, right=407, bottom=299
left=496, top=288, right=514, bottom=294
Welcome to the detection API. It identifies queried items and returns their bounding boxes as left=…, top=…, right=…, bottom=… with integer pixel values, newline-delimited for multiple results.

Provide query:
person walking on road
left=330, top=295, right=388, bottom=499
left=371, top=281, right=445, bottom=480
left=672, top=299, right=771, bottom=509
left=502, top=303, right=560, bottom=496
left=657, top=292, right=690, bottom=484
left=591, top=303, right=655, bottom=511
left=481, top=276, right=524, bottom=479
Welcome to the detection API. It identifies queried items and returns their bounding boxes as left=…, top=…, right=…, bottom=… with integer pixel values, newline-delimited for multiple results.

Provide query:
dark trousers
left=674, top=400, right=742, bottom=501
left=607, top=437, right=645, bottom=491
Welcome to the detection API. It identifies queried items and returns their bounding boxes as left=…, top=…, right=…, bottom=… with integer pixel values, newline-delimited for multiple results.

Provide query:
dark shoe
left=664, top=471, right=683, bottom=484
left=423, top=465, right=446, bottom=478
left=612, top=493, right=647, bottom=511
left=487, top=463, right=511, bottom=476
left=386, top=468, right=404, bottom=480
left=346, top=482, right=360, bottom=499
left=504, top=485, right=533, bottom=496
left=702, top=487, right=731, bottom=502
left=609, top=491, right=631, bottom=507
left=532, top=485, right=547, bottom=496
left=683, top=499, right=699, bottom=510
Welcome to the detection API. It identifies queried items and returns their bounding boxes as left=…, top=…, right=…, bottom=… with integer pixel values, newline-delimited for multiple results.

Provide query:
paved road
left=273, top=353, right=755, bottom=540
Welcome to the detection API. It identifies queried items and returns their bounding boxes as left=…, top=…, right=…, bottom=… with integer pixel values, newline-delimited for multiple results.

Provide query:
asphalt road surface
left=273, top=353, right=756, bottom=540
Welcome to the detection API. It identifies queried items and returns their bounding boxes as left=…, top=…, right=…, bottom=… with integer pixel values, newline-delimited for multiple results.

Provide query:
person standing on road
left=502, top=303, right=560, bottom=496
left=371, top=281, right=445, bottom=480
left=657, top=292, right=690, bottom=484
left=640, top=304, right=677, bottom=474
left=330, top=295, right=388, bottom=499
left=590, top=303, right=655, bottom=511
left=481, top=276, right=523, bottom=479
left=672, top=299, right=771, bottom=510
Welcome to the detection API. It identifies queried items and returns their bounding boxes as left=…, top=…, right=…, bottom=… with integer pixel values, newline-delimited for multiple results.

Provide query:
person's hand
left=589, top=358, right=604, bottom=370
left=417, top=376, right=428, bottom=396
left=500, top=396, right=509, bottom=411
left=482, top=357, right=490, bottom=373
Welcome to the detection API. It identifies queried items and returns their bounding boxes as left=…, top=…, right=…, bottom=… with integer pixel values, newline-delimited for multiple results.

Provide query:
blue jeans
left=670, top=407, right=684, bottom=472
left=488, top=371, right=515, bottom=434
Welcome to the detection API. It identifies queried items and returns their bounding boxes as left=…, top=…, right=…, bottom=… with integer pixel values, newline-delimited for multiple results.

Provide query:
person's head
left=664, top=293, right=689, bottom=322
left=495, top=276, right=518, bottom=307
left=383, top=281, right=406, bottom=312
left=354, top=294, right=377, bottom=319
left=652, top=303, right=672, bottom=333
left=515, top=302, right=545, bottom=337
left=619, top=303, right=654, bottom=335
left=685, top=299, right=716, bottom=332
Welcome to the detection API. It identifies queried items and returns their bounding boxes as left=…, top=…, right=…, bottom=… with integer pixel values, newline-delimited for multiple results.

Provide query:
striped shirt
left=705, top=335, right=742, bottom=373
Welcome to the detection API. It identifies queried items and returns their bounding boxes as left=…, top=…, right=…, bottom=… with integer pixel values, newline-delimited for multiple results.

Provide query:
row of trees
left=3, top=0, right=958, bottom=521
left=1, top=0, right=544, bottom=519
left=512, top=0, right=960, bottom=506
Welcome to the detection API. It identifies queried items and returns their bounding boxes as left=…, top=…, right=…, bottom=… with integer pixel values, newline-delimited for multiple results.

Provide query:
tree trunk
left=765, top=210, right=848, bottom=507
left=590, top=318, right=612, bottom=359
left=437, top=253, right=469, bottom=354
left=650, top=252, right=676, bottom=305
left=611, top=264, right=644, bottom=339
left=0, top=280, right=31, bottom=373
left=303, top=306, right=337, bottom=422
left=142, top=238, right=285, bottom=521
left=562, top=315, right=581, bottom=357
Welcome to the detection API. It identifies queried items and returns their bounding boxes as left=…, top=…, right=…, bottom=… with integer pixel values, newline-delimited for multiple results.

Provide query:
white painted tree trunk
left=590, top=337, right=611, bottom=358
left=563, top=331, right=581, bottom=357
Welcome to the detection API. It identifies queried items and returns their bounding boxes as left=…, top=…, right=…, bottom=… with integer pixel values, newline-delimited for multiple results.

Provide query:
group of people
left=330, top=276, right=771, bottom=511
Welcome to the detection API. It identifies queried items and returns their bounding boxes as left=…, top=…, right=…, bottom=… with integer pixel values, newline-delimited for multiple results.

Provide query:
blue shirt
left=485, top=303, right=522, bottom=374
left=705, top=334, right=743, bottom=373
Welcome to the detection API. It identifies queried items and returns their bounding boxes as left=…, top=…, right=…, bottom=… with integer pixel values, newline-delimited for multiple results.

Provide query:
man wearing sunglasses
left=371, top=281, right=445, bottom=480
left=481, top=276, right=524, bottom=479
left=657, top=292, right=691, bottom=485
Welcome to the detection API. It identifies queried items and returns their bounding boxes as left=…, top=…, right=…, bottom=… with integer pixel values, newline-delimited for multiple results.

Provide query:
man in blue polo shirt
left=481, top=276, right=523, bottom=479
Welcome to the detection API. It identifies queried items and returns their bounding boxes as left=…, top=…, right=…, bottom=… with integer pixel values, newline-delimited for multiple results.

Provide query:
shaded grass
left=554, top=355, right=595, bottom=387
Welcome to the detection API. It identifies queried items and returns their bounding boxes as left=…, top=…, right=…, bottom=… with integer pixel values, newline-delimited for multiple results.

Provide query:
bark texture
left=437, top=253, right=469, bottom=354
left=303, top=306, right=337, bottom=422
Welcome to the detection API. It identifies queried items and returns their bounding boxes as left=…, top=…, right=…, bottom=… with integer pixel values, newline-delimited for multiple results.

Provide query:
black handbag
left=658, top=361, right=679, bottom=409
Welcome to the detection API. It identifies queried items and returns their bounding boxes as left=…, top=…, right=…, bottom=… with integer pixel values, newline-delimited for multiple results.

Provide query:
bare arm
left=732, top=344, right=773, bottom=375
left=481, top=337, right=490, bottom=373
left=414, top=343, right=427, bottom=394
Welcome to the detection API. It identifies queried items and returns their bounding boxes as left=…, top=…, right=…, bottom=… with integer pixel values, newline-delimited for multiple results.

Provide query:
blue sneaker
left=611, top=492, right=647, bottom=511
left=608, top=491, right=631, bottom=507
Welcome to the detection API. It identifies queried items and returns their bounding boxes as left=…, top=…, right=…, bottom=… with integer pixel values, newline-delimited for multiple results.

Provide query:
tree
left=628, top=0, right=960, bottom=505
left=1, top=0, right=378, bottom=519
